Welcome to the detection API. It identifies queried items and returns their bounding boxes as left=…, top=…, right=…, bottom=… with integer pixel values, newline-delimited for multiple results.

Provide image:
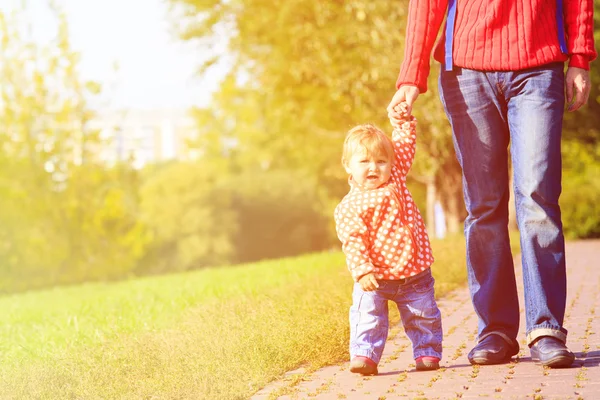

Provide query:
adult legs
left=439, top=67, right=520, bottom=350
left=505, top=63, right=569, bottom=346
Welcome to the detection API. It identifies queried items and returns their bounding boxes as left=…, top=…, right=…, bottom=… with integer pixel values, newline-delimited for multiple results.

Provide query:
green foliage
left=138, top=163, right=334, bottom=274
left=0, top=163, right=148, bottom=293
left=562, top=0, right=600, bottom=144
left=0, top=8, right=147, bottom=293
left=227, top=169, right=335, bottom=263
left=560, top=141, right=600, bottom=238
left=0, top=0, right=598, bottom=294
left=139, top=161, right=238, bottom=274
left=172, top=0, right=470, bottom=232
left=177, top=1, right=412, bottom=178
left=55, top=165, right=148, bottom=281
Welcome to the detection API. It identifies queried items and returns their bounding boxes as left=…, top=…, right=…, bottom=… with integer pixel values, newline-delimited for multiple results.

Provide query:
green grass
left=0, top=234, right=520, bottom=399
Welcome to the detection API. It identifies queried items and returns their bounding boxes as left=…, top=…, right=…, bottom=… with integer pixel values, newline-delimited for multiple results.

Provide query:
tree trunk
left=435, top=156, right=466, bottom=235
left=425, top=177, right=436, bottom=237
left=444, top=190, right=463, bottom=234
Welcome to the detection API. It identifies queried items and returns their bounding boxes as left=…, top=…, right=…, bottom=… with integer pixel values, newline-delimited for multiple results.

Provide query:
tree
left=169, top=0, right=466, bottom=235
left=562, top=1, right=600, bottom=146
left=558, top=2, right=600, bottom=238
left=138, top=161, right=238, bottom=274
left=0, top=7, right=146, bottom=292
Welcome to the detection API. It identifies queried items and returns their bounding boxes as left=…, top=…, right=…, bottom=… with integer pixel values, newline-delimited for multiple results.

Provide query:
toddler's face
left=345, top=149, right=392, bottom=190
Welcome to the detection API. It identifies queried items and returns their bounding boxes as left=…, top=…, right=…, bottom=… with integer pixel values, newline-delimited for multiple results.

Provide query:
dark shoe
left=415, top=356, right=440, bottom=371
left=468, top=334, right=519, bottom=365
left=349, top=356, right=378, bottom=375
left=529, top=337, right=574, bottom=368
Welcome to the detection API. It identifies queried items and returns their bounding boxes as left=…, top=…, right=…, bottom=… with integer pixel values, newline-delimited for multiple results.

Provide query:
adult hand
left=358, top=272, right=379, bottom=291
left=387, top=85, right=420, bottom=125
left=389, top=102, right=411, bottom=128
left=565, top=67, right=591, bottom=112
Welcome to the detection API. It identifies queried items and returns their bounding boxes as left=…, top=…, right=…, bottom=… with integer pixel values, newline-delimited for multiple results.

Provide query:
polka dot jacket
left=334, top=117, right=434, bottom=282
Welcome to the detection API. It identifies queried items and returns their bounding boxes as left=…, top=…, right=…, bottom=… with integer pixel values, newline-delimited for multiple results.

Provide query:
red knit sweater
left=396, top=0, right=597, bottom=93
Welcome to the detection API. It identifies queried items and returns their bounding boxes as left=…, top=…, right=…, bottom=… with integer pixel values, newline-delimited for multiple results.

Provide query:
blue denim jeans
left=349, top=269, right=443, bottom=363
left=438, top=63, right=568, bottom=347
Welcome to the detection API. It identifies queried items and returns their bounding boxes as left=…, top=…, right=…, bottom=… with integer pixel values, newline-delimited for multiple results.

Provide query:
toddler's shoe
left=415, top=356, right=440, bottom=371
left=349, top=356, right=378, bottom=375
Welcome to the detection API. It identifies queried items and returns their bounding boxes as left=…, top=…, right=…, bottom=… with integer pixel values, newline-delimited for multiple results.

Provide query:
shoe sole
left=468, top=349, right=518, bottom=365
left=416, top=361, right=440, bottom=371
left=467, top=351, right=519, bottom=365
left=531, top=352, right=575, bottom=368
left=349, top=363, right=378, bottom=375
left=468, top=355, right=513, bottom=365
left=468, top=345, right=520, bottom=366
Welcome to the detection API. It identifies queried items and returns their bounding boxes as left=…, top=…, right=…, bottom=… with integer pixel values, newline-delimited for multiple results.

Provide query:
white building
left=89, top=108, right=197, bottom=168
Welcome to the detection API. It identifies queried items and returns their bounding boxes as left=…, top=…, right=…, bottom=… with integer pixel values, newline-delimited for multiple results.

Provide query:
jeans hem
left=351, top=349, right=380, bottom=364
left=526, top=328, right=567, bottom=346
left=413, top=350, right=442, bottom=360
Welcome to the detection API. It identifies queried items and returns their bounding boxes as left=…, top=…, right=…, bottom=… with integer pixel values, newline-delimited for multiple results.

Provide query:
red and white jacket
left=334, top=118, right=434, bottom=282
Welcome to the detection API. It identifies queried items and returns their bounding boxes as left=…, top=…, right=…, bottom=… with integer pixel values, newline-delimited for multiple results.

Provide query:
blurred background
left=0, top=0, right=598, bottom=294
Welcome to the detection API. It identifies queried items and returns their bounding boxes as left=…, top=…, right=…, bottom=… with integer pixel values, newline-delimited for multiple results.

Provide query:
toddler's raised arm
left=390, top=103, right=417, bottom=177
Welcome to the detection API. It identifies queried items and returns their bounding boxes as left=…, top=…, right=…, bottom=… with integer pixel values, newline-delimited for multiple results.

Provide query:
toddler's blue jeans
left=349, top=269, right=443, bottom=364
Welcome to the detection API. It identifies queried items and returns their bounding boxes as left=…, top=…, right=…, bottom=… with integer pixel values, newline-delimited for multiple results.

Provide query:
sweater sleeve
left=396, top=0, right=449, bottom=93
left=392, top=116, right=418, bottom=178
left=564, top=0, right=597, bottom=70
left=334, top=202, right=373, bottom=282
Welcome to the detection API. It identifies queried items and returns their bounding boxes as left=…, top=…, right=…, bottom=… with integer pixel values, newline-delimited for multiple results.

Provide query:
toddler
left=334, top=103, right=443, bottom=375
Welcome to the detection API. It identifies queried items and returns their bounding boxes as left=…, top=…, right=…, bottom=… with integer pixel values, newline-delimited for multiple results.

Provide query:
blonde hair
left=342, top=124, right=394, bottom=167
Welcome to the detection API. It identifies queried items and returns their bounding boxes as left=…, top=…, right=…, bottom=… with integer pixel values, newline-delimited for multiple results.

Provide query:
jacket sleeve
left=564, top=0, right=597, bottom=70
left=391, top=116, right=418, bottom=178
left=335, top=202, right=373, bottom=282
left=396, top=0, right=448, bottom=93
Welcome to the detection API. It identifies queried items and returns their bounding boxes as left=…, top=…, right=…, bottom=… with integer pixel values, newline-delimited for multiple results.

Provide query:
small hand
left=387, top=85, right=420, bottom=123
left=565, top=67, right=591, bottom=112
left=358, top=272, right=379, bottom=291
left=389, top=102, right=411, bottom=128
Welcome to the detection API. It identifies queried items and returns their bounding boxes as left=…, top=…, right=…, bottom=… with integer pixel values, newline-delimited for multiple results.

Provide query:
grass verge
left=0, top=234, right=520, bottom=399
